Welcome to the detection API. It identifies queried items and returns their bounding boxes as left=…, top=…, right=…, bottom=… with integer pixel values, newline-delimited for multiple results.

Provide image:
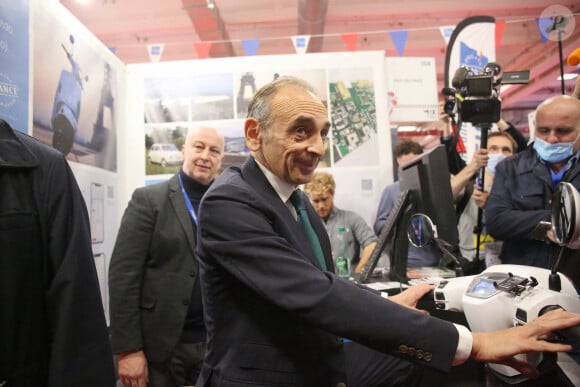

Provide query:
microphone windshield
left=441, top=87, right=456, bottom=96
left=567, top=48, right=580, bottom=66
left=451, top=67, right=469, bottom=88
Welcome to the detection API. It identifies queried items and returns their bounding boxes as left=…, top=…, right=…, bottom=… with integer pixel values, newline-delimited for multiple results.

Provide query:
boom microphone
left=451, top=66, right=469, bottom=89
left=567, top=48, right=580, bottom=69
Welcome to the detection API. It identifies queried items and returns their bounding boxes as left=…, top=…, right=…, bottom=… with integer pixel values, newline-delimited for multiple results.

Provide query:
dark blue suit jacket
left=196, top=157, right=458, bottom=386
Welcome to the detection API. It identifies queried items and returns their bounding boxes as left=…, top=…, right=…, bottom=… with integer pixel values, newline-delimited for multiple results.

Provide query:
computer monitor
left=358, top=189, right=411, bottom=284
left=390, top=145, right=460, bottom=282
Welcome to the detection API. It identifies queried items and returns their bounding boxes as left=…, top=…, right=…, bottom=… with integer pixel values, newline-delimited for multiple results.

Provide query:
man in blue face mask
left=486, top=95, right=580, bottom=288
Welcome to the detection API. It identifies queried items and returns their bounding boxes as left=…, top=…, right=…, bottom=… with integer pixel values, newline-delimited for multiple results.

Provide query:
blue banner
left=0, top=0, right=30, bottom=133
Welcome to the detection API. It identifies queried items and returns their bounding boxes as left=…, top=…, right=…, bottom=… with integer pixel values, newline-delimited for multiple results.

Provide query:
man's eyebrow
left=293, top=115, right=331, bottom=130
left=293, top=115, right=315, bottom=124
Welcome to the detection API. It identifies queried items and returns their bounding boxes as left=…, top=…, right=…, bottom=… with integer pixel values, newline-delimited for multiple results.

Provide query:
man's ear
left=245, top=118, right=262, bottom=152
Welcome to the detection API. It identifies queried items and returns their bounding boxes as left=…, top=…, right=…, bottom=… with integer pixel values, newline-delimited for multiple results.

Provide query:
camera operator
left=442, top=63, right=530, bottom=274
left=440, top=116, right=527, bottom=175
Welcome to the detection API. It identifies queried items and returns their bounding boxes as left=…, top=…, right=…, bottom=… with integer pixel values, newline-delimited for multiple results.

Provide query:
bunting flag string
left=125, top=16, right=559, bottom=60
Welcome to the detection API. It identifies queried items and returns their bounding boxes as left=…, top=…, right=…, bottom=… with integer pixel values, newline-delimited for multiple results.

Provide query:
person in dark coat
left=0, top=119, right=116, bottom=386
left=109, top=126, right=224, bottom=387
left=486, top=95, right=580, bottom=288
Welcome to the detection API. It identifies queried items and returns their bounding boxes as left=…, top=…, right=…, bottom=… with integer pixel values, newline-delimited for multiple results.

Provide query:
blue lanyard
left=178, top=173, right=198, bottom=225
left=550, top=167, right=566, bottom=187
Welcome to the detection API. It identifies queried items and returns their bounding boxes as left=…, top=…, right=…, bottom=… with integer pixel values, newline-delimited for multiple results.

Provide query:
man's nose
left=200, top=148, right=210, bottom=159
left=546, top=130, right=560, bottom=143
left=308, top=135, right=325, bottom=156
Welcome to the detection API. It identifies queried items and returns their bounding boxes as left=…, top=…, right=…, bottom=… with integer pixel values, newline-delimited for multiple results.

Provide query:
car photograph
left=148, top=143, right=183, bottom=167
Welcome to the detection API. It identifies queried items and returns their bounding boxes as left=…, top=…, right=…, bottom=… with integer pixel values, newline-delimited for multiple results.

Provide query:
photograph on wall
left=233, top=68, right=331, bottom=167
left=0, top=0, right=29, bottom=133
left=32, top=1, right=120, bottom=172
left=145, top=122, right=187, bottom=175
left=144, top=73, right=234, bottom=124
left=233, top=69, right=328, bottom=118
left=327, top=67, right=377, bottom=167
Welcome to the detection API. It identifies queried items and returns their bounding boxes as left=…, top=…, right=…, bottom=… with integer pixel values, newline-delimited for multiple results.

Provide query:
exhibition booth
left=1, top=0, right=453, bottom=321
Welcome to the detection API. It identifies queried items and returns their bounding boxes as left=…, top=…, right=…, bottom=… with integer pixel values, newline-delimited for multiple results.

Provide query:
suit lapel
left=303, top=198, right=334, bottom=272
left=168, top=174, right=197, bottom=255
left=241, top=158, right=333, bottom=271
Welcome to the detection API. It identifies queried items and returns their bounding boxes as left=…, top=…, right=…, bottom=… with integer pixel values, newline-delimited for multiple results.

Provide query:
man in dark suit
left=109, top=126, right=224, bottom=387
left=195, top=76, right=580, bottom=387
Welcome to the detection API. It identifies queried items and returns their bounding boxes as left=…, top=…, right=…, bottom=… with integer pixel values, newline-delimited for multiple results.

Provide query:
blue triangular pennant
left=389, top=30, right=408, bottom=56
left=242, top=39, right=260, bottom=56
left=536, top=17, right=552, bottom=44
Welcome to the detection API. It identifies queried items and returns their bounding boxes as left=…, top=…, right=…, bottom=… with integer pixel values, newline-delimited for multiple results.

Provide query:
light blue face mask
left=486, top=153, right=506, bottom=176
left=533, top=137, right=575, bottom=163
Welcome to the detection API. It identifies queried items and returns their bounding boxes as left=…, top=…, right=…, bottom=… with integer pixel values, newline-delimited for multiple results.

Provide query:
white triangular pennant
left=439, top=26, right=455, bottom=45
left=291, top=35, right=310, bottom=54
left=147, top=44, right=164, bottom=62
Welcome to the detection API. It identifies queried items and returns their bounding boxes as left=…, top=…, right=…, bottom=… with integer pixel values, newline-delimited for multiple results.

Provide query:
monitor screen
left=389, top=145, right=459, bottom=282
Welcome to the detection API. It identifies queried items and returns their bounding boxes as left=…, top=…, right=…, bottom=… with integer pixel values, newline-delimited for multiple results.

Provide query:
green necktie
left=290, top=189, right=327, bottom=271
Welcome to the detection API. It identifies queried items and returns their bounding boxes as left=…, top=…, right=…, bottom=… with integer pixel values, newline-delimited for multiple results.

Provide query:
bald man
left=486, top=95, right=580, bottom=288
left=109, top=127, right=225, bottom=387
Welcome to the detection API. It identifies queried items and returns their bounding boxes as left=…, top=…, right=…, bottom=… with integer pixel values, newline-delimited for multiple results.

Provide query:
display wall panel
left=126, top=51, right=391, bottom=227
left=30, top=0, right=126, bottom=324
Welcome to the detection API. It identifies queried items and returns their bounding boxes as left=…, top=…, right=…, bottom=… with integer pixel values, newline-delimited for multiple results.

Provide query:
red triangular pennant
left=194, top=42, right=212, bottom=59
left=495, top=21, right=506, bottom=48
left=341, top=33, right=359, bottom=51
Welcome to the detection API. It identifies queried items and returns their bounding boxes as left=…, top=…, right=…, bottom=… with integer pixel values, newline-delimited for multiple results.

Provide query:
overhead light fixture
left=557, top=73, right=578, bottom=81
left=206, top=0, right=215, bottom=9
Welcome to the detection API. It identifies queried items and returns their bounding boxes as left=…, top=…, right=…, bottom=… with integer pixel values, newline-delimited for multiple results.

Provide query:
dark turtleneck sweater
left=178, top=168, right=211, bottom=343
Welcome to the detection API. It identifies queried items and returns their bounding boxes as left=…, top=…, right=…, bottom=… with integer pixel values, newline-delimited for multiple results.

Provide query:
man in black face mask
left=486, top=95, right=580, bottom=288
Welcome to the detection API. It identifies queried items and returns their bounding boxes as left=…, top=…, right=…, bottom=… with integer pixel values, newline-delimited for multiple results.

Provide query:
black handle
left=539, top=305, right=580, bottom=344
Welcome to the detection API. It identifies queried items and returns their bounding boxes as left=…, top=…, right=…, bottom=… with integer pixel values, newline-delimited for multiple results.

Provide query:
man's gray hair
left=246, top=76, right=319, bottom=135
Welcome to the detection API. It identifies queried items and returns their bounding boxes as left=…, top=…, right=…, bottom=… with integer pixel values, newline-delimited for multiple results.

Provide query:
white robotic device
left=433, top=264, right=579, bottom=380
left=408, top=182, right=580, bottom=384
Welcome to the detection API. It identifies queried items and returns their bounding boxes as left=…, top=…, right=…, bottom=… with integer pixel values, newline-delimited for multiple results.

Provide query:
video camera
left=446, top=63, right=529, bottom=124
